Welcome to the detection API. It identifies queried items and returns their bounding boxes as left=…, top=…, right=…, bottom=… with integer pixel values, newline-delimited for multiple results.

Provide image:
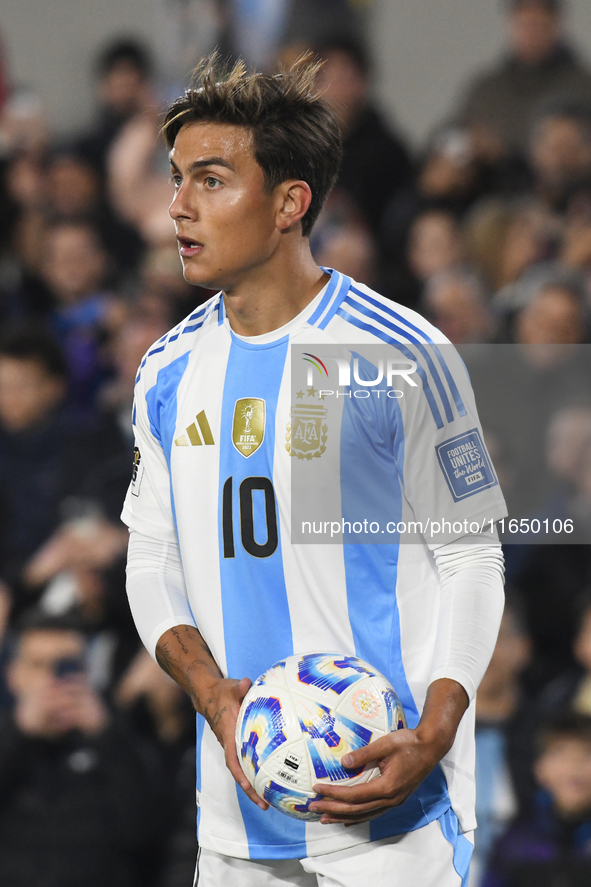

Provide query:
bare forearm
left=155, top=624, right=223, bottom=718
left=155, top=624, right=266, bottom=810
left=416, top=677, right=469, bottom=763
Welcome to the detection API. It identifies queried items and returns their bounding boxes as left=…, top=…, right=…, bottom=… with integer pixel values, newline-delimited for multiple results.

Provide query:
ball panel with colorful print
left=235, top=652, right=406, bottom=820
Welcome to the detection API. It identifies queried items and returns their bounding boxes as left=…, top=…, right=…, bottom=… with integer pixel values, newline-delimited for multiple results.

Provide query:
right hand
left=15, top=676, right=107, bottom=738
left=205, top=675, right=269, bottom=812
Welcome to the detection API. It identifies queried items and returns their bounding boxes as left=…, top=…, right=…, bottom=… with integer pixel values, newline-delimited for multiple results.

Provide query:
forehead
left=0, top=356, right=47, bottom=380
left=47, top=225, right=98, bottom=253
left=18, top=629, right=84, bottom=661
left=170, top=121, right=256, bottom=168
left=543, top=735, right=591, bottom=756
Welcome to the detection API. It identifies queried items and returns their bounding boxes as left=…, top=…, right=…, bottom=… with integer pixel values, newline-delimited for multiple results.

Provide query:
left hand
left=309, top=678, right=469, bottom=825
left=309, top=727, right=442, bottom=825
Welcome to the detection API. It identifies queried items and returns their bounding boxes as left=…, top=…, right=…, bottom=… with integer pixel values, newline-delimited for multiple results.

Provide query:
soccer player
left=122, top=55, right=507, bottom=886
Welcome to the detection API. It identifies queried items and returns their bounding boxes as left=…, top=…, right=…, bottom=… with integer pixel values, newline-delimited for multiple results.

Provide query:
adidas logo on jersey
left=175, top=410, right=215, bottom=447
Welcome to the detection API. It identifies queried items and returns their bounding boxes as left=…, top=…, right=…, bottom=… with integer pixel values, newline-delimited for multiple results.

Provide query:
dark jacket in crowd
left=482, top=794, right=591, bottom=887
left=458, top=45, right=591, bottom=154
left=0, top=406, right=130, bottom=595
left=337, top=105, right=414, bottom=244
left=0, top=715, right=164, bottom=887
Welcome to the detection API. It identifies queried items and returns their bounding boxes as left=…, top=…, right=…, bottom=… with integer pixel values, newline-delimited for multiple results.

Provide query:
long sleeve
left=430, top=533, right=505, bottom=702
left=126, top=529, right=196, bottom=659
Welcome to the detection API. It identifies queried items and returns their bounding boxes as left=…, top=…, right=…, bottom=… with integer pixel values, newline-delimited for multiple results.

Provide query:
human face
left=42, top=225, right=106, bottom=304
left=8, top=630, right=85, bottom=699
left=0, top=357, right=64, bottom=431
left=509, top=6, right=560, bottom=64
left=536, top=737, right=591, bottom=816
left=168, top=122, right=281, bottom=291
left=532, top=117, right=591, bottom=188
left=516, top=286, right=583, bottom=344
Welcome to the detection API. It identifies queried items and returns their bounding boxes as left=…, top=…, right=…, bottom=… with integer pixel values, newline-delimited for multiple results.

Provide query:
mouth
left=177, top=236, right=204, bottom=258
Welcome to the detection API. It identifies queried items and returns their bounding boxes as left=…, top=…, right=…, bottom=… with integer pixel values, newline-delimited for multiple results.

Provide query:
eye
left=205, top=176, right=222, bottom=189
left=171, top=174, right=182, bottom=189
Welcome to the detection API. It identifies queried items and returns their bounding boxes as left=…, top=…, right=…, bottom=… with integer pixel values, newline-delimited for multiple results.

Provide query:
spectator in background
left=311, top=191, right=379, bottom=288
left=482, top=714, right=591, bottom=887
left=470, top=594, right=537, bottom=885
left=314, top=38, right=414, bottom=257
left=401, top=208, right=466, bottom=306
left=0, top=612, right=164, bottom=887
left=107, top=102, right=175, bottom=249
left=0, top=327, right=129, bottom=614
left=456, top=0, right=591, bottom=160
left=527, top=98, right=591, bottom=214
left=38, top=219, right=124, bottom=411
left=465, top=199, right=556, bottom=293
left=133, top=245, right=213, bottom=327
left=115, top=648, right=194, bottom=777
left=44, top=149, right=145, bottom=280
left=76, top=39, right=156, bottom=182
left=512, top=273, right=588, bottom=344
left=415, top=124, right=523, bottom=221
left=0, top=329, right=70, bottom=592
left=100, top=315, right=169, bottom=442
left=539, top=406, right=591, bottom=542
left=423, top=270, right=495, bottom=345
left=407, top=209, right=464, bottom=285
left=492, top=264, right=589, bottom=343
left=539, top=591, right=591, bottom=720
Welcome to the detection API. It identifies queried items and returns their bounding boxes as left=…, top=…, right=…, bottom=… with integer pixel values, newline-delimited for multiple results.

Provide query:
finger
left=226, top=748, right=269, bottom=811
left=312, top=773, right=393, bottom=804
left=341, top=733, right=397, bottom=769
left=310, top=796, right=393, bottom=818
left=322, top=807, right=393, bottom=826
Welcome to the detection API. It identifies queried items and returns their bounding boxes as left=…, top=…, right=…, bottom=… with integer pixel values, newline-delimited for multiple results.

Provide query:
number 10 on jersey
left=222, top=476, right=279, bottom=559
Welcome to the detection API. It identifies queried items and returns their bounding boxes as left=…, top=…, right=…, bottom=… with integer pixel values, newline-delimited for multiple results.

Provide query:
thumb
left=238, top=676, right=252, bottom=699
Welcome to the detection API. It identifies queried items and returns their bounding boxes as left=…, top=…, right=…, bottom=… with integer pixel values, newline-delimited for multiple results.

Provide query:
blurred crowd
left=1, top=0, right=591, bottom=884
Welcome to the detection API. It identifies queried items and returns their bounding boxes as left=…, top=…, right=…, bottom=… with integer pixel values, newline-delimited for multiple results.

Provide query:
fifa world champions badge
left=232, top=398, right=266, bottom=457
left=286, top=404, right=328, bottom=460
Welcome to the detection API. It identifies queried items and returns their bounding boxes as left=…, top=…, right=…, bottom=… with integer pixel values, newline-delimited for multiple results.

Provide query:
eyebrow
left=169, top=156, right=236, bottom=175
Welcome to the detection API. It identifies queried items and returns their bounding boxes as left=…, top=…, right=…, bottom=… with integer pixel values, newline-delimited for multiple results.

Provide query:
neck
left=222, top=237, right=328, bottom=337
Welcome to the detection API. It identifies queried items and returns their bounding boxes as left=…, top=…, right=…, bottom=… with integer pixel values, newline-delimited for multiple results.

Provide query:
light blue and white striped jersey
left=122, top=270, right=507, bottom=861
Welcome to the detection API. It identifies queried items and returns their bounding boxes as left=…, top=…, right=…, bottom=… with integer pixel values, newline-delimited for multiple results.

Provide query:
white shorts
left=194, top=818, right=474, bottom=887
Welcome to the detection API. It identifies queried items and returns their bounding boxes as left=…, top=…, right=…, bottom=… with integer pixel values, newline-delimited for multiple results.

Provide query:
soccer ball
left=235, top=652, right=406, bottom=821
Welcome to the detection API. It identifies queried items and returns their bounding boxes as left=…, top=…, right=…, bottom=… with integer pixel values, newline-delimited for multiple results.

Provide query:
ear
left=275, top=180, right=313, bottom=233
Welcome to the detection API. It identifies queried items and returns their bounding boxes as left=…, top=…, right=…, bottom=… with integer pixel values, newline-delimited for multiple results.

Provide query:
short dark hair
left=314, top=37, right=371, bottom=77
left=531, top=96, right=591, bottom=141
left=7, top=610, right=87, bottom=663
left=537, top=712, right=591, bottom=755
left=0, top=326, right=68, bottom=380
left=14, top=609, right=87, bottom=636
left=96, top=38, right=153, bottom=79
left=162, top=54, right=343, bottom=237
left=506, top=0, right=563, bottom=12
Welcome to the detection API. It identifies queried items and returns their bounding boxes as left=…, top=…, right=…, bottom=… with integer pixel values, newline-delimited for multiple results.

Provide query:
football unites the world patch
left=436, top=428, right=498, bottom=501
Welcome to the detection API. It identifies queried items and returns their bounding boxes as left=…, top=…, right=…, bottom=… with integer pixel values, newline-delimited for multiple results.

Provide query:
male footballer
left=122, top=55, right=506, bottom=886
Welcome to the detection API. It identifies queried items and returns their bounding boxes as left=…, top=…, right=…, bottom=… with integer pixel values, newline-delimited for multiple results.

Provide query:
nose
left=169, top=183, right=195, bottom=222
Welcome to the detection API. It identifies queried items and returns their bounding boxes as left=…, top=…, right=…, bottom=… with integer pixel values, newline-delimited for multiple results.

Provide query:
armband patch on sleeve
left=131, top=446, right=144, bottom=497
left=436, top=429, right=498, bottom=502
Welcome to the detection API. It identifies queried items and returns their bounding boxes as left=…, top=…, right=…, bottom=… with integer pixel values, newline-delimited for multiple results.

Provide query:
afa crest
left=286, top=404, right=328, bottom=460
left=233, top=398, right=266, bottom=457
